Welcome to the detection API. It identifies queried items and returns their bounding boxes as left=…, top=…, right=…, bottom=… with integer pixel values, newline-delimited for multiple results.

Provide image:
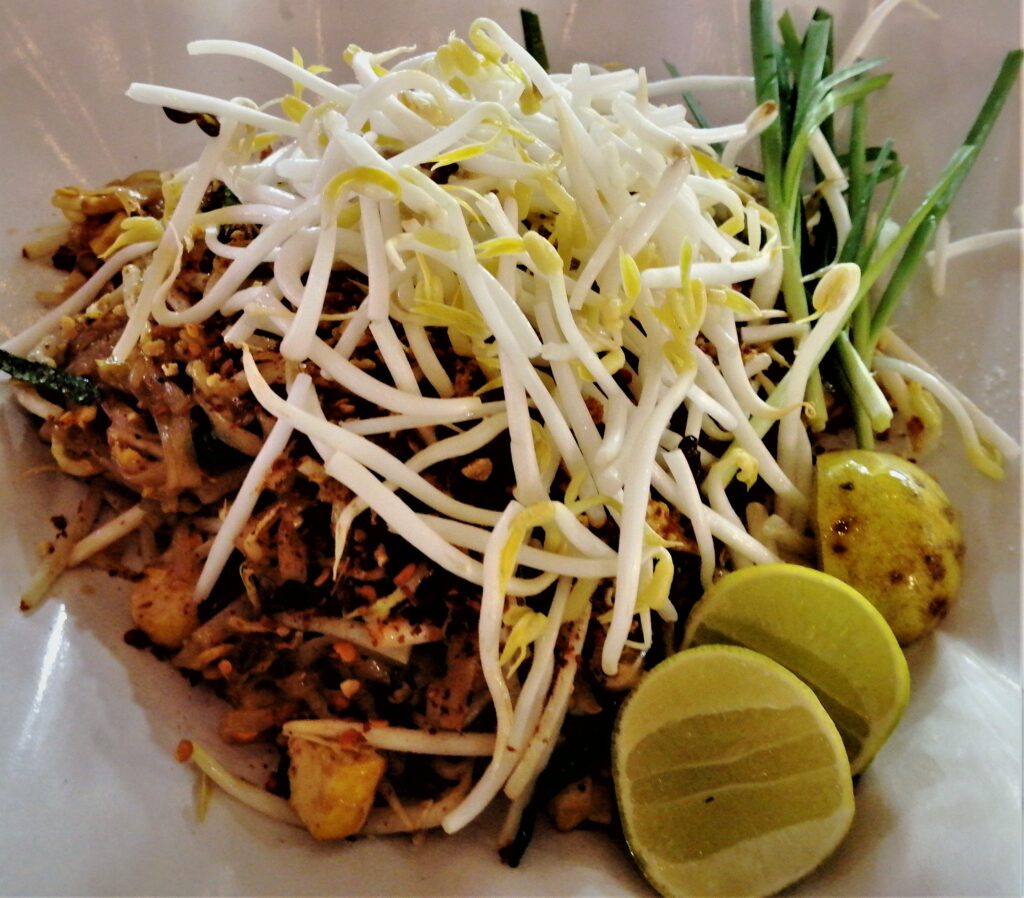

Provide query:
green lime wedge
left=613, top=645, right=855, bottom=898
left=682, top=562, right=910, bottom=774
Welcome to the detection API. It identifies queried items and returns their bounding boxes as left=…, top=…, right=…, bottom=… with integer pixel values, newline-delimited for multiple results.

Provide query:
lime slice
left=613, top=645, right=854, bottom=898
left=681, top=563, right=910, bottom=774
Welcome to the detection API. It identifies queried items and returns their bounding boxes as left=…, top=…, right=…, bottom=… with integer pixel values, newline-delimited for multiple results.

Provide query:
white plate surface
left=0, top=2, right=1019, bottom=896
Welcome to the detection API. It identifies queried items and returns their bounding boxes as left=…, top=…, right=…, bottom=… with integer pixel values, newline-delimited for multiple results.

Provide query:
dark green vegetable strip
left=866, top=216, right=939, bottom=342
left=0, top=349, right=100, bottom=405
left=804, top=10, right=839, bottom=269
left=520, top=9, right=549, bottom=73
left=852, top=144, right=979, bottom=359
left=961, top=49, right=1024, bottom=148
left=781, top=72, right=891, bottom=225
left=681, top=90, right=709, bottom=127
left=664, top=62, right=704, bottom=125
left=814, top=54, right=886, bottom=97
left=784, top=16, right=837, bottom=272
left=837, top=100, right=870, bottom=444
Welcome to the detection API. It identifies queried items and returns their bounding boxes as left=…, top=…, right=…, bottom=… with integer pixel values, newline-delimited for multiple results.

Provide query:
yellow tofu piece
left=130, top=565, right=199, bottom=648
left=287, top=736, right=386, bottom=840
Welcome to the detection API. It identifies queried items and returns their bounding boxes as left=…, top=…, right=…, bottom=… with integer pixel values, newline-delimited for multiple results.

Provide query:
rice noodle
left=7, top=14, right=1012, bottom=855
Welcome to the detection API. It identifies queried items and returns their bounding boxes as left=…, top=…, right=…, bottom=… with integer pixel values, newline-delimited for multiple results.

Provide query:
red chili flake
left=175, top=739, right=194, bottom=763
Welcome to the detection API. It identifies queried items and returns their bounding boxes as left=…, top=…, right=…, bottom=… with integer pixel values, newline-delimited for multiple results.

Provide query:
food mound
left=2, top=9, right=1016, bottom=879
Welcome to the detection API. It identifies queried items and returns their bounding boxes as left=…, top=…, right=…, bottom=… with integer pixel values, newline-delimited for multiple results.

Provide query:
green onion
left=664, top=59, right=724, bottom=154
left=811, top=7, right=836, bottom=148
left=865, top=49, right=1024, bottom=353
left=835, top=331, right=891, bottom=448
left=750, top=0, right=785, bottom=214
left=750, top=0, right=1020, bottom=447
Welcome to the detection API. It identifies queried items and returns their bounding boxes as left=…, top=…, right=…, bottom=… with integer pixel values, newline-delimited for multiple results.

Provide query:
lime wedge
left=681, top=563, right=910, bottom=774
left=613, top=645, right=854, bottom=898
left=816, top=449, right=965, bottom=645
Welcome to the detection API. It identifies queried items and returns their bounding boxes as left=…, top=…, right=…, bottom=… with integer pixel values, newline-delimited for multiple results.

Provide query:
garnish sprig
left=752, top=1, right=889, bottom=429
left=750, top=0, right=1021, bottom=450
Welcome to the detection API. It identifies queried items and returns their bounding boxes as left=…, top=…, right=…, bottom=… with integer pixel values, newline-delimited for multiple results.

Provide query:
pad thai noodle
left=2, top=3, right=1019, bottom=869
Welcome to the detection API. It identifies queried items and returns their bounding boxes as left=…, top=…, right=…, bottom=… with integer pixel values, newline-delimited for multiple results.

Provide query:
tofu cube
left=287, top=736, right=386, bottom=840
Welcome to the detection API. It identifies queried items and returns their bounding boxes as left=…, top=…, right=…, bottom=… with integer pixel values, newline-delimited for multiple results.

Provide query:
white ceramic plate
left=0, top=2, right=1019, bottom=895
